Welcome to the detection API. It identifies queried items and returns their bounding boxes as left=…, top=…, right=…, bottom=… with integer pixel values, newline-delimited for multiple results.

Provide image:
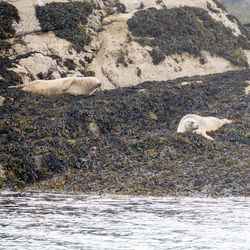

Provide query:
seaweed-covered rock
left=127, top=7, right=249, bottom=67
left=0, top=96, right=5, bottom=106
left=0, top=1, right=20, bottom=39
left=0, top=0, right=249, bottom=196
left=35, top=2, right=93, bottom=52
left=0, top=69, right=249, bottom=196
left=0, top=1, right=103, bottom=84
left=0, top=2, right=21, bottom=83
left=244, top=23, right=250, bottom=39
left=88, top=0, right=250, bottom=88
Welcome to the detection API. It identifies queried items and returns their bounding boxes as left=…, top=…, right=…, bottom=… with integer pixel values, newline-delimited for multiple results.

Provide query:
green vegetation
left=159, top=137, right=167, bottom=141
left=234, top=162, right=244, bottom=167
left=67, top=139, right=76, bottom=144
left=127, top=7, right=249, bottom=67
left=24, top=125, right=34, bottom=132
left=0, top=180, right=6, bottom=187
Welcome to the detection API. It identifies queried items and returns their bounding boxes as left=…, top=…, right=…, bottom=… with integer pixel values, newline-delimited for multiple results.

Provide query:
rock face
left=0, top=0, right=249, bottom=89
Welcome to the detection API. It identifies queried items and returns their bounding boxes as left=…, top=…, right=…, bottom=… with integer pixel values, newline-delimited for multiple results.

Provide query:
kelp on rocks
left=0, top=2, right=21, bottom=84
left=35, top=2, right=93, bottom=52
left=127, top=7, right=250, bottom=67
left=0, top=69, right=249, bottom=196
left=0, top=1, right=20, bottom=40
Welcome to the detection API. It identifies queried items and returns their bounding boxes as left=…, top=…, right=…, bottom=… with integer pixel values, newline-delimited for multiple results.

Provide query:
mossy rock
left=35, top=2, right=93, bottom=52
left=127, top=7, right=249, bottom=67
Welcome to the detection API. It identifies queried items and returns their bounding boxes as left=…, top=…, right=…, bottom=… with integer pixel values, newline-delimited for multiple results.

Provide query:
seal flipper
left=9, top=84, right=26, bottom=89
left=194, top=129, right=214, bottom=141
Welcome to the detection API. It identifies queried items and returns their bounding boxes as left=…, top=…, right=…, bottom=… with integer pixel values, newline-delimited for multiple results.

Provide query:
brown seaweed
left=0, top=69, right=249, bottom=197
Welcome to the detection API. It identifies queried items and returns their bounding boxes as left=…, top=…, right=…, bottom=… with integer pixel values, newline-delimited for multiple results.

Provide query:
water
left=0, top=191, right=249, bottom=250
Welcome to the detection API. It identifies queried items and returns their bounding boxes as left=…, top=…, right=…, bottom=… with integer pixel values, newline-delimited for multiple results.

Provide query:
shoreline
left=1, top=188, right=250, bottom=199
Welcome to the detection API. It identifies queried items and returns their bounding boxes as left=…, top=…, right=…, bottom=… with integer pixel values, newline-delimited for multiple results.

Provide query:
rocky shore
left=0, top=69, right=249, bottom=197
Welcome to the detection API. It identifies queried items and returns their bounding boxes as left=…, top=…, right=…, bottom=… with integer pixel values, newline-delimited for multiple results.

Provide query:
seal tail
left=9, top=84, right=25, bottom=89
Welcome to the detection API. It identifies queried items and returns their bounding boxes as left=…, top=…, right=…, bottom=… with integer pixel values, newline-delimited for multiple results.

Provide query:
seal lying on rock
left=177, top=114, right=233, bottom=141
left=9, top=77, right=101, bottom=96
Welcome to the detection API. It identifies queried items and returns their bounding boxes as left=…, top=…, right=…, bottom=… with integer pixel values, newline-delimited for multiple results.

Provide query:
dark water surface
left=0, top=191, right=249, bottom=249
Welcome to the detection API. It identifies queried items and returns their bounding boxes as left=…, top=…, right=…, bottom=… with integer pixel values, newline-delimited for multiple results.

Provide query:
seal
left=9, top=77, right=101, bottom=96
left=177, top=114, right=233, bottom=141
